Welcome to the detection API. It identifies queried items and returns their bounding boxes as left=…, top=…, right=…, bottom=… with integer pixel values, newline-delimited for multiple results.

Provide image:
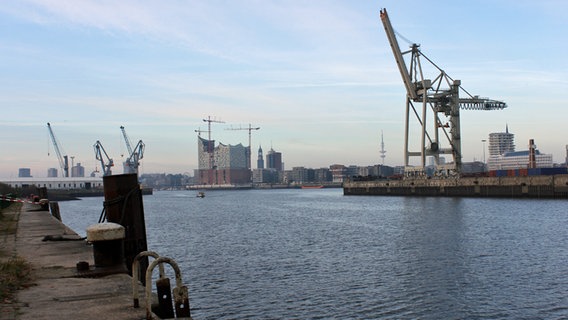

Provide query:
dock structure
left=343, top=175, right=568, bottom=198
left=1, top=202, right=150, bottom=320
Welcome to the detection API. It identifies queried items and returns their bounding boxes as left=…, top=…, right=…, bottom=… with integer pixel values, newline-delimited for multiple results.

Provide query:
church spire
left=257, top=145, right=264, bottom=169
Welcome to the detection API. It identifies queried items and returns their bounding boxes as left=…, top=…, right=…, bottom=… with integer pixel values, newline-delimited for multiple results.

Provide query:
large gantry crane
left=47, top=122, right=69, bottom=178
left=379, top=9, right=507, bottom=176
left=120, top=126, right=145, bottom=174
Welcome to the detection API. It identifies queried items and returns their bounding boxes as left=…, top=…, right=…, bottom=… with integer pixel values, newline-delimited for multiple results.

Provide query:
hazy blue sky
left=1, top=0, right=566, bottom=178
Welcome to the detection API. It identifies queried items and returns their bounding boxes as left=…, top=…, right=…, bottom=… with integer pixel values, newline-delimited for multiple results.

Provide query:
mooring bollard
left=86, top=222, right=125, bottom=268
left=145, top=257, right=191, bottom=320
left=132, top=251, right=166, bottom=308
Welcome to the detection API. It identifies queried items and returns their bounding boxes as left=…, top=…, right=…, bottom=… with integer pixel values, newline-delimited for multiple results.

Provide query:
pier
left=343, top=175, right=568, bottom=198
left=1, top=202, right=148, bottom=319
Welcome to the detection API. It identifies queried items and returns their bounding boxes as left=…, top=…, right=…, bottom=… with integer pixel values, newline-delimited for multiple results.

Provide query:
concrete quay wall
left=2, top=203, right=153, bottom=320
left=343, top=174, right=568, bottom=198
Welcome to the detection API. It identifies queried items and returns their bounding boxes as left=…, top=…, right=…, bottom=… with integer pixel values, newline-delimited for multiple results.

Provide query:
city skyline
left=1, top=1, right=567, bottom=178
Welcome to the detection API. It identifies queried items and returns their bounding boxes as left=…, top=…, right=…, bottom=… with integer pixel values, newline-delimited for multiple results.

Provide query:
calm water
left=59, top=189, right=568, bottom=319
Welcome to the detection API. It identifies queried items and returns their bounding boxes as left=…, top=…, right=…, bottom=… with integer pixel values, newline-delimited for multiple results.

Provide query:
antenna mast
left=380, top=130, right=386, bottom=165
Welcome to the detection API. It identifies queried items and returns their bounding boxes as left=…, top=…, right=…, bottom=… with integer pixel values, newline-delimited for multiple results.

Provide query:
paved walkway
left=2, top=203, right=151, bottom=320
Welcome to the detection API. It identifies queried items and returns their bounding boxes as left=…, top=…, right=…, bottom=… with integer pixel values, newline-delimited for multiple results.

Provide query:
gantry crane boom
left=120, top=126, right=133, bottom=156
left=93, top=140, right=114, bottom=176
left=46, top=122, right=69, bottom=177
left=120, top=126, right=144, bottom=174
left=380, top=9, right=417, bottom=101
left=379, top=8, right=507, bottom=175
left=225, top=124, right=260, bottom=170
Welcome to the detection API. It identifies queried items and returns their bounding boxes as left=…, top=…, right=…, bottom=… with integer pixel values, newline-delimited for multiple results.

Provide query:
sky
left=1, top=0, right=567, bottom=178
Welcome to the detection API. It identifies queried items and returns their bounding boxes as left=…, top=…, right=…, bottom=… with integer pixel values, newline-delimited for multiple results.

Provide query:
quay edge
left=343, top=174, right=568, bottom=198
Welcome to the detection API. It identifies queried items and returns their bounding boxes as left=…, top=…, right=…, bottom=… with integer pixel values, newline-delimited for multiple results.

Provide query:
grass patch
left=0, top=256, right=33, bottom=302
left=0, top=202, right=30, bottom=303
left=0, top=203, right=20, bottom=235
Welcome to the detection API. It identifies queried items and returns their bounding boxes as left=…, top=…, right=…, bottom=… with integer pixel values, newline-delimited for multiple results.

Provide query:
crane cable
left=394, top=29, right=415, bottom=46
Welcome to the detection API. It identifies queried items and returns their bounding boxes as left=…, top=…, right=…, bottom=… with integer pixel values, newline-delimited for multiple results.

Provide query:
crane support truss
left=379, top=9, right=507, bottom=176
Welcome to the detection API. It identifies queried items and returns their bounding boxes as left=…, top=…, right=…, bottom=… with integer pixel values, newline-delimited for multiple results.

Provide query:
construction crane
left=379, top=8, right=507, bottom=176
left=194, top=128, right=207, bottom=137
left=46, top=122, right=69, bottom=178
left=120, top=126, right=145, bottom=174
left=93, top=140, right=114, bottom=176
left=225, top=124, right=260, bottom=170
left=202, top=116, right=225, bottom=183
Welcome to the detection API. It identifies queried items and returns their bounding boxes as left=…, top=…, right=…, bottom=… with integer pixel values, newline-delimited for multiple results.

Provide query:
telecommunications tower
left=379, top=131, right=386, bottom=165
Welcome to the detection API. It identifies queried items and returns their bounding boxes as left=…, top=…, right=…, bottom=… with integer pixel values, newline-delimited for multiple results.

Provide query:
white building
left=1, top=177, right=103, bottom=190
left=488, top=126, right=515, bottom=156
left=486, top=126, right=553, bottom=170
left=487, top=150, right=553, bottom=171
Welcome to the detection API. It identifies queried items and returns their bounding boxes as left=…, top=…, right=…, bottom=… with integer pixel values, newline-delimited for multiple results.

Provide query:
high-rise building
left=487, top=128, right=553, bottom=170
left=266, top=148, right=283, bottom=171
left=215, top=142, right=248, bottom=169
left=71, top=163, right=85, bottom=177
left=196, top=136, right=251, bottom=185
left=197, top=136, right=216, bottom=170
left=47, top=168, right=58, bottom=177
left=488, top=125, right=515, bottom=156
left=257, top=145, right=264, bottom=169
left=18, top=168, right=31, bottom=178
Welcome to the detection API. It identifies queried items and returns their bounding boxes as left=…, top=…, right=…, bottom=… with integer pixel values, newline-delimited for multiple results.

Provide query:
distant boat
left=197, top=191, right=205, bottom=198
left=301, top=185, right=324, bottom=189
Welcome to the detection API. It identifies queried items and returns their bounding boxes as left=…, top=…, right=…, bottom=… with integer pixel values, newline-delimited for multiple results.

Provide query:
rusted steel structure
left=102, top=173, right=148, bottom=283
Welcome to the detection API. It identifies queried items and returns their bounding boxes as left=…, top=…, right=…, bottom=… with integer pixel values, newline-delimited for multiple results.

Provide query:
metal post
left=49, top=202, right=61, bottom=221
left=103, top=173, right=148, bottom=284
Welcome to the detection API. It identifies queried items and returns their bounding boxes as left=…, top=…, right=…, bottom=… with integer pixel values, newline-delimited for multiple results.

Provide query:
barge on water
left=343, top=174, right=568, bottom=199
